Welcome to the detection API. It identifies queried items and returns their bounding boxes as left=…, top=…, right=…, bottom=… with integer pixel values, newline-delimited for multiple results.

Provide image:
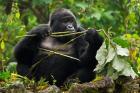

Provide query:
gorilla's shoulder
left=28, top=24, right=49, bottom=34
left=32, top=24, right=49, bottom=31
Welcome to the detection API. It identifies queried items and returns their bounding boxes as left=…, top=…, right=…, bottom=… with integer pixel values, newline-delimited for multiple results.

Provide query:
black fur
left=14, top=8, right=103, bottom=86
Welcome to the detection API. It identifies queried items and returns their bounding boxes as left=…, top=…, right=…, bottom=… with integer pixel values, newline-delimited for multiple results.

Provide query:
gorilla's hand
left=85, top=29, right=98, bottom=43
left=85, top=29, right=103, bottom=49
left=29, top=25, right=49, bottom=40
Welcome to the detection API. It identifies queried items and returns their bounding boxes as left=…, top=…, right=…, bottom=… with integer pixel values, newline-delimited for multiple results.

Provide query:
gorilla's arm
left=84, top=29, right=104, bottom=57
left=14, top=24, right=49, bottom=66
left=78, top=29, right=104, bottom=82
left=81, top=29, right=103, bottom=66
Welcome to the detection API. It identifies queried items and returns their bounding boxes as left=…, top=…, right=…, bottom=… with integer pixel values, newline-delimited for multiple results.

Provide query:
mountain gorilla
left=14, top=8, right=103, bottom=86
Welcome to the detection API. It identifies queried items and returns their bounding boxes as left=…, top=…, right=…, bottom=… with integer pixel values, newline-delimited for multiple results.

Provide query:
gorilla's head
left=49, top=8, right=77, bottom=33
left=48, top=8, right=78, bottom=43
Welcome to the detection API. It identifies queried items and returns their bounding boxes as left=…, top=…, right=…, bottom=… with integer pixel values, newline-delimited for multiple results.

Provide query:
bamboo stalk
left=64, top=33, right=86, bottom=45
left=50, top=30, right=88, bottom=37
left=51, top=31, right=75, bottom=35
left=40, top=48, right=80, bottom=62
left=16, top=34, right=36, bottom=38
left=16, top=29, right=101, bottom=38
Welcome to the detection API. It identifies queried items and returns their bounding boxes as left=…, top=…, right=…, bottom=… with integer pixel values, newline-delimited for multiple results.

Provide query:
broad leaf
left=112, top=55, right=126, bottom=72
left=96, top=42, right=107, bottom=65
left=116, top=45, right=129, bottom=56
left=122, top=65, right=136, bottom=79
left=95, top=42, right=107, bottom=71
left=106, top=45, right=115, bottom=63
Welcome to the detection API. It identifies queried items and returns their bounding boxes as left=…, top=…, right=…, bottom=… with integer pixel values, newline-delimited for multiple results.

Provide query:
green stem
left=40, top=48, right=80, bottom=62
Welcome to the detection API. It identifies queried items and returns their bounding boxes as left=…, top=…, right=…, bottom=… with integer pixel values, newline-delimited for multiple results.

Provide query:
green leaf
left=103, top=11, right=116, bottom=21
left=0, top=71, right=10, bottom=80
left=96, top=42, right=107, bottom=65
left=112, top=55, right=126, bottom=72
left=16, top=12, right=20, bottom=19
left=1, top=40, right=5, bottom=50
left=113, top=37, right=129, bottom=48
left=112, top=55, right=136, bottom=78
left=122, top=64, right=136, bottom=79
left=68, top=0, right=74, bottom=4
left=76, top=2, right=88, bottom=9
left=106, top=45, right=115, bottom=63
left=95, top=42, right=107, bottom=71
left=91, top=12, right=101, bottom=20
left=116, top=45, right=129, bottom=56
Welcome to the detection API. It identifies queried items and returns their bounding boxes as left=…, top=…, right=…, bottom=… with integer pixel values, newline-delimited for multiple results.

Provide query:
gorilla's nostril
left=68, top=25, right=72, bottom=28
left=67, top=25, right=74, bottom=30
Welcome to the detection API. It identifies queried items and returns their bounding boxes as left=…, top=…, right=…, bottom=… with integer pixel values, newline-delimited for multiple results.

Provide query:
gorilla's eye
left=61, top=16, right=74, bottom=23
left=63, top=18, right=69, bottom=23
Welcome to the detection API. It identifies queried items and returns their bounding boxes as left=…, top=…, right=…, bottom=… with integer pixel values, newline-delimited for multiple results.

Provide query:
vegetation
left=0, top=0, right=140, bottom=92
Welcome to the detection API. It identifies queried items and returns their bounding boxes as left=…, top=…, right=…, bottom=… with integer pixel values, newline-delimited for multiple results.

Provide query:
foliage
left=95, top=29, right=137, bottom=79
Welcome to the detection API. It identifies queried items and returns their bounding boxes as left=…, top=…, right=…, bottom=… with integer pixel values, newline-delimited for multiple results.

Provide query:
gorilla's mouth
left=50, top=31, right=81, bottom=37
left=48, top=30, right=76, bottom=43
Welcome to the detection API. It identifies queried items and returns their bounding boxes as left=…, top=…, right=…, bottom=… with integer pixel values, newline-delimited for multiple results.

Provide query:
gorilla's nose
left=67, top=24, right=75, bottom=31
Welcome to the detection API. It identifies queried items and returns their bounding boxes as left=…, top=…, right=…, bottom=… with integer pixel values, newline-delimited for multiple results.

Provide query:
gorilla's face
left=50, top=9, right=77, bottom=33
left=49, top=9, right=78, bottom=42
left=59, top=15, right=77, bottom=32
